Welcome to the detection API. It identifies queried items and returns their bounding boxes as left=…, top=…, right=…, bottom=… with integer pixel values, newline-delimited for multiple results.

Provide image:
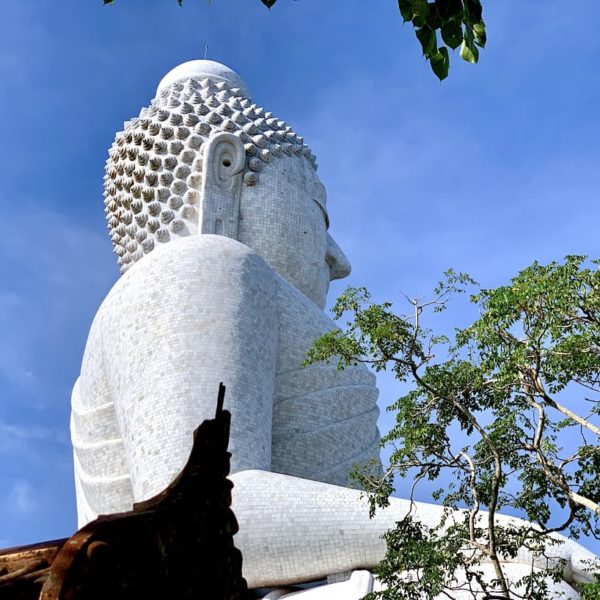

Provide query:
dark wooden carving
left=0, top=540, right=64, bottom=600
left=0, top=384, right=247, bottom=600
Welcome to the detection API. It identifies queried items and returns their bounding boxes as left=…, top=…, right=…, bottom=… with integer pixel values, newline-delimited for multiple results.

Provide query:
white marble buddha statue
left=71, top=60, right=596, bottom=597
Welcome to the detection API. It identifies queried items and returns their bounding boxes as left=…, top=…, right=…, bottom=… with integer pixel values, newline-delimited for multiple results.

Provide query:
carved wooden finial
left=216, top=382, right=226, bottom=417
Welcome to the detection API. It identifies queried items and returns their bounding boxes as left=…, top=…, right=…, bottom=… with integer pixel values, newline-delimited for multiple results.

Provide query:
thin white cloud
left=0, top=197, right=115, bottom=402
left=0, top=198, right=112, bottom=288
left=0, top=420, right=68, bottom=459
left=5, top=480, right=37, bottom=516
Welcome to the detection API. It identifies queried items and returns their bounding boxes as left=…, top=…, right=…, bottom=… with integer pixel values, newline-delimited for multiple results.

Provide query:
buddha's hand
left=566, top=541, right=600, bottom=585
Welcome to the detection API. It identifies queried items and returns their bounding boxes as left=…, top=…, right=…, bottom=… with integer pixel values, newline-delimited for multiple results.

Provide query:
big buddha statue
left=71, top=60, right=595, bottom=598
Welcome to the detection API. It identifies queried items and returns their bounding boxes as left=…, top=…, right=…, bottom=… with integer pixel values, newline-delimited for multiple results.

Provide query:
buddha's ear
left=199, top=132, right=246, bottom=238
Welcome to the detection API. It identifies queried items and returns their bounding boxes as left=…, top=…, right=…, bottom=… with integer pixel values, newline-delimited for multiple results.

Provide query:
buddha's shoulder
left=122, top=235, right=272, bottom=283
left=95, top=236, right=277, bottom=318
left=129, top=235, right=269, bottom=273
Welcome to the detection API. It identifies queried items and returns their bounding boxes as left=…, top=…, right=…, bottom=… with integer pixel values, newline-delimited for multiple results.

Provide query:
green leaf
left=398, top=0, right=413, bottom=21
left=416, top=26, right=438, bottom=58
left=464, top=0, right=483, bottom=21
left=412, top=0, right=430, bottom=19
left=441, top=20, right=463, bottom=49
left=435, top=0, right=464, bottom=21
left=473, top=21, right=487, bottom=47
left=430, top=46, right=450, bottom=80
left=411, top=0, right=430, bottom=27
left=424, top=3, right=442, bottom=30
left=460, top=39, right=479, bottom=63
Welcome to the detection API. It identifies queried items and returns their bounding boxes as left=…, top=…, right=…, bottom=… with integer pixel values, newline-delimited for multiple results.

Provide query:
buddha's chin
left=299, top=280, right=329, bottom=311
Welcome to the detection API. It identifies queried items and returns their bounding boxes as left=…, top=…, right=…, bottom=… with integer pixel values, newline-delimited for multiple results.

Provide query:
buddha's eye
left=311, top=182, right=329, bottom=229
left=312, top=199, right=330, bottom=230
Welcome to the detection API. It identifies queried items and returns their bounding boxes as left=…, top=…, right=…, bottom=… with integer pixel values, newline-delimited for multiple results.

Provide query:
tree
left=306, top=256, right=600, bottom=599
left=102, top=0, right=486, bottom=81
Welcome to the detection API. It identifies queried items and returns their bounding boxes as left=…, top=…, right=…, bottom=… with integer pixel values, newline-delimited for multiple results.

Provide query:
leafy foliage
left=102, top=0, right=486, bottom=80
left=306, top=257, right=600, bottom=598
left=399, top=0, right=486, bottom=79
left=581, top=574, right=600, bottom=600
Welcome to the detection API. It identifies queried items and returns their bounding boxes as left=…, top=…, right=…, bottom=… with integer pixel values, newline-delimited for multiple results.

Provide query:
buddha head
left=103, top=60, right=350, bottom=308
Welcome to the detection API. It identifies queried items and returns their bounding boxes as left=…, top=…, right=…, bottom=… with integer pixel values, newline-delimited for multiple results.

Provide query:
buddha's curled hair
left=104, top=78, right=316, bottom=274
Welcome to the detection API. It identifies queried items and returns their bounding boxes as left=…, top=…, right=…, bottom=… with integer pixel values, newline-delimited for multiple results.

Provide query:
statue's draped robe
left=71, top=235, right=381, bottom=524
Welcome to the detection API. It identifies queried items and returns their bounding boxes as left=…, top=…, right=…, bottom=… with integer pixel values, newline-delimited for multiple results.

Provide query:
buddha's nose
left=326, top=233, right=351, bottom=281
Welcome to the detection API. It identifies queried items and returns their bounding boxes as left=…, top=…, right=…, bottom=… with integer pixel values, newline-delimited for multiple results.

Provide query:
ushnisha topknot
left=103, top=60, right=317, bottom=274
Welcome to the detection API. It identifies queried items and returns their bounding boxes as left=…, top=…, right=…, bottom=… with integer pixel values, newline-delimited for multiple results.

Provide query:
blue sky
left=0, top=0, right=599, bottom=556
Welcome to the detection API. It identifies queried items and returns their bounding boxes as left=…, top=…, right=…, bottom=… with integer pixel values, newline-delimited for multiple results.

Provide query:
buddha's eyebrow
left=312, top=197, right=330, bottom=229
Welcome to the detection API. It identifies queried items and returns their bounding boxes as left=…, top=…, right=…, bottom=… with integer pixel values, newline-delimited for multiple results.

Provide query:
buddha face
left=237, top=156, right=350, bottom=309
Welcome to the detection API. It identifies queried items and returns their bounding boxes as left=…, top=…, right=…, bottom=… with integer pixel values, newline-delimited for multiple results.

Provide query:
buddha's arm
left=100, top=235, right=278, bottom=502
left=231, top=471, right=597, bottom=591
